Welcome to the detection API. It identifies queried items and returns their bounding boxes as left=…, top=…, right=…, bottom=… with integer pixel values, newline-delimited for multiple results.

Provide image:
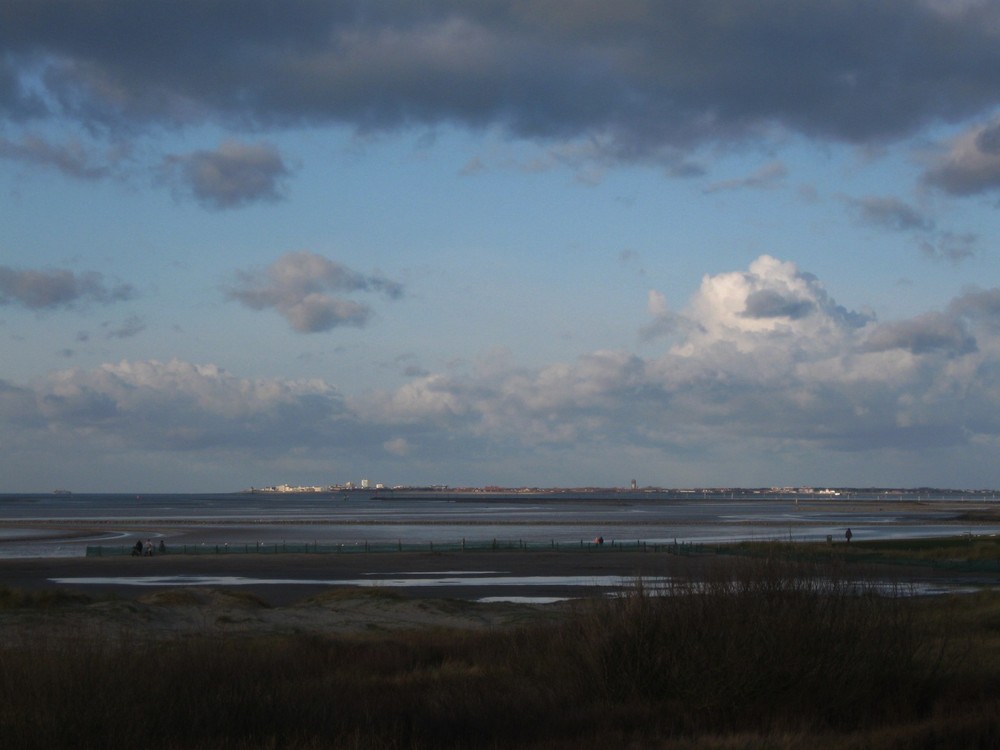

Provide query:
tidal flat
left=2, top=542, right=1000, bottom=748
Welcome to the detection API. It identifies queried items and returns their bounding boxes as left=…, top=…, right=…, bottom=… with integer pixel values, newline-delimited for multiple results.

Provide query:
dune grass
left=724, top=534, right=1000, bottom=565
left=2, top=550, right=1000, bottom=748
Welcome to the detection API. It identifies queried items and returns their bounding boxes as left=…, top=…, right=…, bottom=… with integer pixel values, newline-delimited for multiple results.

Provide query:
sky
left=4, top=1, right=1000, bottom=492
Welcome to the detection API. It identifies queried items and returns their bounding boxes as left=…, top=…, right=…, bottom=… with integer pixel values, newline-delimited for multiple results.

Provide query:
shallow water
left=2, top=491, right=999, bottom=559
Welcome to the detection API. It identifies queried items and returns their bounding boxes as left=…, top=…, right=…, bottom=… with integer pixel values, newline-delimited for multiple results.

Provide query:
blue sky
left=4, top=1, right=1000, bottom=492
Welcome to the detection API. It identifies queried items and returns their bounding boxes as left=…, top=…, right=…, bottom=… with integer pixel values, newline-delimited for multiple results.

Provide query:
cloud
left=384, top=437, right=411, bottom=456
left=848, top=195, right=935, bottom=232
left=0, top=133, right=117, bottom=179
left=925, top=118, right=1000, bottom=195
left=844, top=195, right=978, bottom=263
left=459, top=156, right=486, bottom=176
left=0, top=265, right=136, bottom=310
left=0, top=58, right=47, bottom=120
left=103, top=314, right=145, bottom=339
left=741, top=289, right=815, bottom=320
left=6, top=2, right=1000, bottom=159
left=861, top=312, right=977, bottom=356
left=357, top=255, right=1000, bottom=465
left=703, top=161, right=787, bottom=194
left=5, top=359, right=351, bottom=452
left=161, top=140, right=290, bottom=210
left=226, top=251, right=403, bottom=333
left=679, top=255, right=872, bottom=354
left=949, top=287, right=1000, bottom=332
left=7, top=257, right=1000, bottom=487
left=920, top=231, right=978, bottom=263
left=639, top=289, right=681, bottom=342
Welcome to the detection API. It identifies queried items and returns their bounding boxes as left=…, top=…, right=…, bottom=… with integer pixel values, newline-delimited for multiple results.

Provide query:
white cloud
left=647, top=289, right=668, bottom=317
left=677, top=255, right=871, bottom=355
left=21, top=359, right=347, bottom=450
left=358, top=256, right=1000, bottom=465
left=5, top=257, right=1000, bottom=488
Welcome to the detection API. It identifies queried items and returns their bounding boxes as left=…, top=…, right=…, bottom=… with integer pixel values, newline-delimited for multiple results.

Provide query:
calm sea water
left=2, top=490, right=997, bottom=559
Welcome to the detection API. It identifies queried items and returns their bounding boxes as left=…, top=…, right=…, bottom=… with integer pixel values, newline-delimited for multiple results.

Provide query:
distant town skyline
left=4, top=2, right=1000, bottom=493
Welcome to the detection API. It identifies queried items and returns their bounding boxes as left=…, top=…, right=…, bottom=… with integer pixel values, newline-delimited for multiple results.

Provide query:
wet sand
left=2, top=548, right=998, bottom=639
left=3, top=544, right=994, bottom=603
left=0, top=549, right=694, bottom=638
left=0, top=548, right=692, bottom=605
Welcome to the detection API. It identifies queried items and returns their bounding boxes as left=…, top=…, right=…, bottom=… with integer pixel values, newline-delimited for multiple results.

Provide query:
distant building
left=361, top=478, right=370, bottom=489
left=631, top=479, right=638, bottom=491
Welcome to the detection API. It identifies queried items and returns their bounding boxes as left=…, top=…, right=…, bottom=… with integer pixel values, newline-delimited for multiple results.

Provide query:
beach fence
left=85, top=538, right=710, bottom=557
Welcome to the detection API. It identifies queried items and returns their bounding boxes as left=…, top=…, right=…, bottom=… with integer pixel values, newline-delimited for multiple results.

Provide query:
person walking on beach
left=132, top=539, right=143, bottom=556
left=845, top=528, right=853, bottom=544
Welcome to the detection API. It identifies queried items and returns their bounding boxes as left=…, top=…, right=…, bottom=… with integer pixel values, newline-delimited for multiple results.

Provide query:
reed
left=2, top=552, right=999, bottom=748
left=565, top=554, right=929, bottom=731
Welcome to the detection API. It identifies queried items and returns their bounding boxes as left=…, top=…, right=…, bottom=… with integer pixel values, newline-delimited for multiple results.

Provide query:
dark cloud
left=742, top=289, right=815, bottom=320
left=861, top=312, right=977, bottom=356
left=4, top=1, right=1000, bottom=157
left=849, top=196, right=934, bottom=232
left=0, top=265, right=135, bottom=310
left=949, top=287, right=1000, bottom=331
left=161, top=141, right=290, bottom=210
left=226, top=251, right=403, bottom=333
left=975, top=120, right=1000, bottom=154
left=924, top=118, right=1000, bottom=195
left=0, top=59, right=47, bottom=120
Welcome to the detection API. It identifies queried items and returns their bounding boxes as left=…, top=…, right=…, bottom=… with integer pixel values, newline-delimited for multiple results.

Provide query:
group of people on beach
left=131, top=539, right=166, bottom=556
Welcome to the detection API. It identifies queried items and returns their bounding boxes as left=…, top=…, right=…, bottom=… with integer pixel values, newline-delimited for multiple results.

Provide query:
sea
left=2, top=489, right=998, bottom=560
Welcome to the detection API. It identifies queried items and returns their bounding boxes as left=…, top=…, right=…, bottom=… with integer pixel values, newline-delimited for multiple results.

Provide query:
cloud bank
left=6, top=256, right=1000, bottom=488
left=5, top=1, right=1000, bottom=158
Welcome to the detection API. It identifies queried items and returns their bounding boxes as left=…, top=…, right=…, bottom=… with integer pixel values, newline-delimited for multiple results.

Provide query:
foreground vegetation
left=2, top=548, right=1000, bottom=748
left=724, top=534, right=1000, bottom=569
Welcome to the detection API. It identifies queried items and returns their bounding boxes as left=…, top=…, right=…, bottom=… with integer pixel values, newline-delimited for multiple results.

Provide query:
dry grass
left=1, top=552, right=999, bottom=748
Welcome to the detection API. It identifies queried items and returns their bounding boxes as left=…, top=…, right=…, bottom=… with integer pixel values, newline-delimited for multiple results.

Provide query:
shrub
left=567, top=554, right=928, bottom=733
